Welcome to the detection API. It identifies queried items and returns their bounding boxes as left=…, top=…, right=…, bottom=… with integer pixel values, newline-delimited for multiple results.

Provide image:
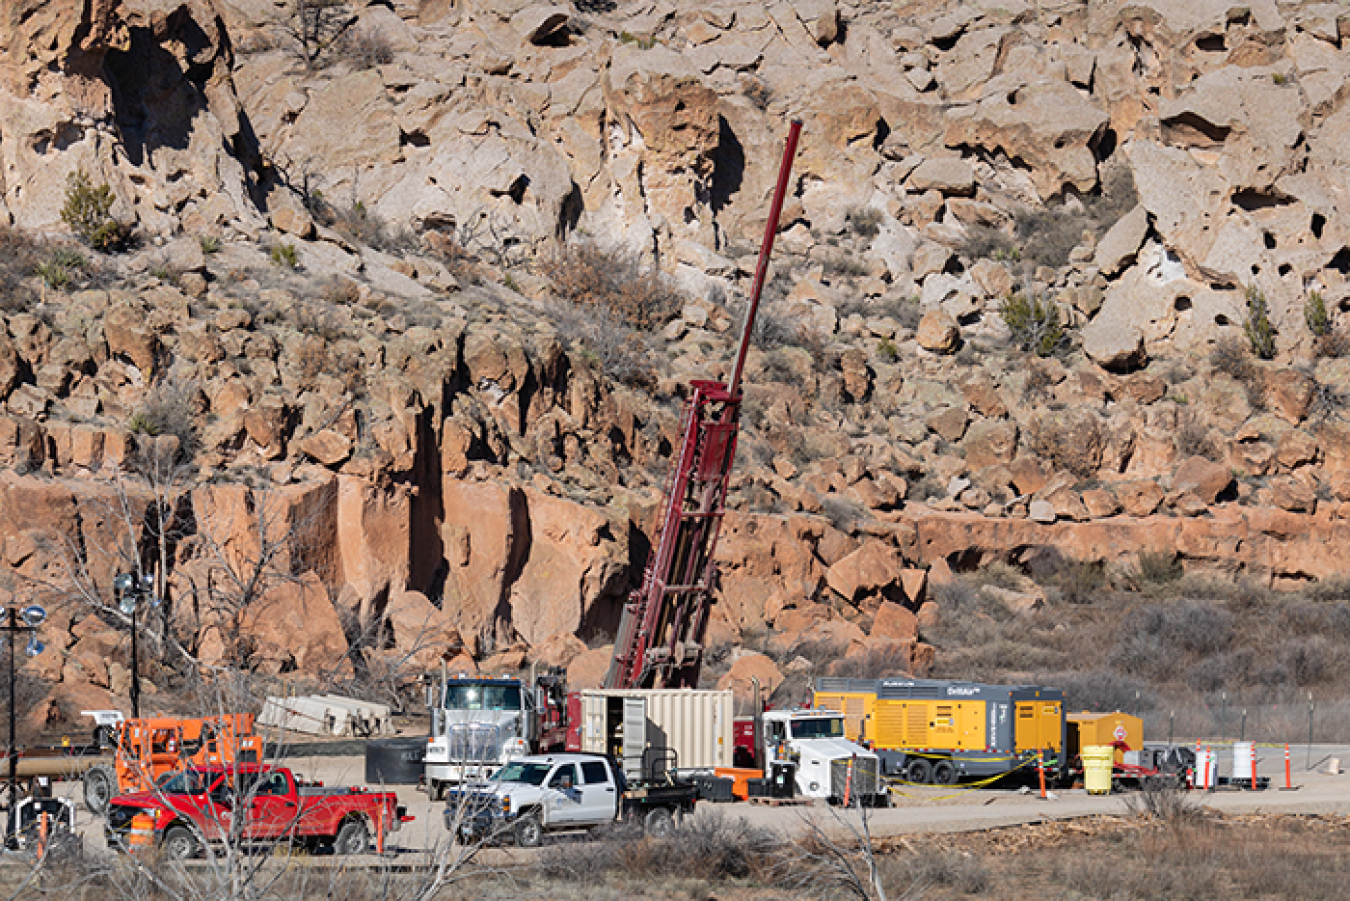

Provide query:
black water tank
left=365, top=736, right=428, bottom=785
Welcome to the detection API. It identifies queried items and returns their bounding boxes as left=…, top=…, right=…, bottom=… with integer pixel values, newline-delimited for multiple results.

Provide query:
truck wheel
left=643, top=807, right=674, bottom=839
left=162, top=825, right=199, bottom=861
left=334, top=819, right=370, bottom=856
left=904, top=758, right=932, bottom=785
left=84, top=764, right=117, bottom=816
left=931, top=761, right=957, bottom=785
left=513, top=813, right=543, bottom=848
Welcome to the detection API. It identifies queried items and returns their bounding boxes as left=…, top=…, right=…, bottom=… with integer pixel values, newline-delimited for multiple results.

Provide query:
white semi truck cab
left=761, top=709, right=886, bottom=805
left=424, top=674, right=566, bottom=799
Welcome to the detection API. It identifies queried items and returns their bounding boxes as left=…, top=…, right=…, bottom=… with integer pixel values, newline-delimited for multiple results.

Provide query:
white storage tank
left=1232, top=741, right=1256, bottom=785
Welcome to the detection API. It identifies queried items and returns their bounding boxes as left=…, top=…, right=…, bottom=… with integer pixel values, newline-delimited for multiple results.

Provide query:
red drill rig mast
left=604, top=121, right=802, bottom=690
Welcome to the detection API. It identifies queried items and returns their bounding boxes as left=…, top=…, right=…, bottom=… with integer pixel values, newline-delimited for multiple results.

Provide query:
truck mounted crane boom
left=604, top=121, right=802, bottom=690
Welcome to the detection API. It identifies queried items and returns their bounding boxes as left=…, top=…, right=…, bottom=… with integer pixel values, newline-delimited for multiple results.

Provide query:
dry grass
left=924, top=566, right=1350, bottom=742
left=539, top=241, right=683, bottom=333
left=879, top=814, right=1350, bottom=901
left=1025, top=409, right=1105, bottom=479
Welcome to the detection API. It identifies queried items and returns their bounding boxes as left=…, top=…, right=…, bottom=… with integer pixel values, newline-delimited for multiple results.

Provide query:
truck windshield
left=491, top=762, right=551, bottom=785
left=444, top=684, right=522, bottom=710
left=157, top=771, right=211, bottom=795
left=791, top=718, right=844, bottom=739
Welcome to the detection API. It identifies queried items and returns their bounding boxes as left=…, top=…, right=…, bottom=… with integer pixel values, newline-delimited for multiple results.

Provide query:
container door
left=622, top=697, right=647, bottom=780
left=956, top=703, right=986, bottom=750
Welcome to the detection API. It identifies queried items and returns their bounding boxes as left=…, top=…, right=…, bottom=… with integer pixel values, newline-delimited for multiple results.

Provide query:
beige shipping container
left=575, top=689, right=734, bottom=771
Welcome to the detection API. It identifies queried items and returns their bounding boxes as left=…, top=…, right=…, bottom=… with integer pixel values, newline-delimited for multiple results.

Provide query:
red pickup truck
left=105, top=765, right=410, bottom=859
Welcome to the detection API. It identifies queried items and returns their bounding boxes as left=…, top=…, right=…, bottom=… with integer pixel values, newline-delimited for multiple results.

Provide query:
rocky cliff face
left=3, top=0, right=1350, bottom=725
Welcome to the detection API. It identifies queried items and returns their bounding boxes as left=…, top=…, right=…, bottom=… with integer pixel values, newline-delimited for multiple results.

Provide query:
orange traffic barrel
left=128, top=813, right=155, bottom=850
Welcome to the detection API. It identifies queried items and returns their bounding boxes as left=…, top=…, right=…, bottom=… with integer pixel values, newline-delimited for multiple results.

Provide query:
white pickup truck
left=444, top=752, right=698, bottom=847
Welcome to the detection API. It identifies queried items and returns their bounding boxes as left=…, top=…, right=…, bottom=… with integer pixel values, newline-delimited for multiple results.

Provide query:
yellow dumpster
left=1083, top=745, right=1114, bottom=795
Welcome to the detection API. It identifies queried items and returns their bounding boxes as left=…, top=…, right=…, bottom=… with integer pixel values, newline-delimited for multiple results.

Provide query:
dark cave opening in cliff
left=104, top=24, right=207, bottom=167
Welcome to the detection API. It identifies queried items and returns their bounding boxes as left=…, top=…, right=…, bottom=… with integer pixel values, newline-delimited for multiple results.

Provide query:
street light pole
left=130, top=600, right=139, bottom=720
left=6, top=608, right=14, bottom=849
left=115, top=573, right=157, bottom=721
left=2, top=604, right=45, bottom=848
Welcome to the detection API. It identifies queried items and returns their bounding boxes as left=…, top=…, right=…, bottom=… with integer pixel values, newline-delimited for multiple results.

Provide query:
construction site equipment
left=814, top=677, right=1066, bottom=783
left=604, top=120, right=802, bottom=691
left=423, top=672, right=568, bottom=798
left=83, top=714, right=263, bottom=816
left=566, top=688, right=734, bottom=775
left=258, top=694, right=393, bottom=737
left=1083, top=745, right=1114, bottom=795
left=1066, top=711, right=1142, bottom=765
left=761, top=708, right=886, bottom=805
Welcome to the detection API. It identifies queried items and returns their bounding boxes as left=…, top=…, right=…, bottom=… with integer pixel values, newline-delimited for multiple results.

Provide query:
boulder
left=900, top=568, right=928, bottom=606
left=103, top=302, right=158, bottom=375
left=916, top=308, right=960, bottom=353
left=907, top=156, right=976, bottom=195
left=942, top=79, right=1109, bottom=199
left=716, top=652, right=784, bottom=704
left=963, top=421, right=1018, bottom=469
left=1029, top=499, right=1056, bottom=523
left=1275, top=430, right=1318, bottom=469
left=1081, top=488, right=1121, bottom=518
left=300, top=430, right=353, bottom=467
left=566, top=646, right=612, bottom=690
left=870, top=601, right=918, bottom=643
left=240, top=573, right=349, bottom=675
left=826, top=539, right=904, bottom=603
left=1082, top=307, right=1147, bottom=371
left=1093, top=204, right=1150, bottom=276
left=1172, top=456, right=1234, bottom=504
left=385, top=589, right=463, bottom=670
left=926, top=406, right=969, bottom=442
left=1270, top=476, right=1316, bottom=513
left=981, top=583, right=1044, bottom=614
left=1265, top=370, right=1315, bottom=424
left=510, top=5, right=570, bottom=44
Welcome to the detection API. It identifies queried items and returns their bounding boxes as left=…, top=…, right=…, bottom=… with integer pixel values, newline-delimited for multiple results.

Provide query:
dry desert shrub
left=539, top=241, right=683, bottom=333
left=1025, top=409, right=1105, bottom=478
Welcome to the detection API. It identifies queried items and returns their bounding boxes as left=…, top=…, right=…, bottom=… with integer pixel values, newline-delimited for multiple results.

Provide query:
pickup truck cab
left=105, top=765, right=410, bottom=859
left=446, top=752, right=696, bottom=847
